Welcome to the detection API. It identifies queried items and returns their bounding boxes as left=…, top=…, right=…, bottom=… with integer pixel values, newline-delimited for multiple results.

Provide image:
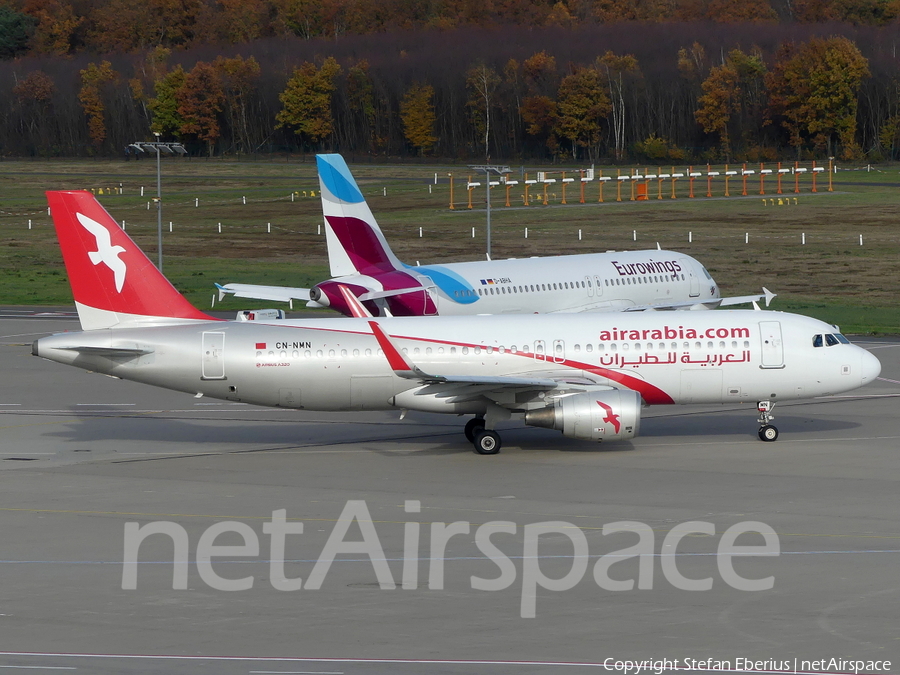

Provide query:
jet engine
left=525, top=389, right=642, bottom=442
left=307, top=284, right=331, bottom=306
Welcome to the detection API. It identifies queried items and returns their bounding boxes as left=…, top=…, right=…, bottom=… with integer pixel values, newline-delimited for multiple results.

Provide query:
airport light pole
left=129, top=135, right=186, bottom=271
left=468, top=164, right=509, bottom=259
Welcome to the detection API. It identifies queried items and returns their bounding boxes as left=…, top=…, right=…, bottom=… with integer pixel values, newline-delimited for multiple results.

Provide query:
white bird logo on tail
left=76, top=212, right=127, bottom=293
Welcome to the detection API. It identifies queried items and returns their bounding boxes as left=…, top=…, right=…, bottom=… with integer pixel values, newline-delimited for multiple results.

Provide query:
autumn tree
left=84, top=0, right=204, bottom=53
left=694, top=49, right=767, bottom=160
left=520, top=51, right=560, bottom=158
left=879, top=112, right=900, bottom=158
left=178, top=61, right=225, bottom=157
left=597, top=51, right=641, bottom=161
left=825, top=0, right=900, bottom=24
left=149, top=65, right=187, bottom=137
left=276, top=57, right=342, bottom=148
left=345, top=59, right=377, bottom=151
left=215, top=55, right=261, bottom=153
left=695, top=63, right=739, bottom=159
left=401, top=83, right=437, bottom=156
left=466, top=62, right=501, bottom=159
left=217, top=0, right=268, bottom=43
left=706, top=0, right=778, bottom=22
left=78, top=61, right=117, bottom=148
left=554, top=66, right=611, bottom=160
left=22, top=0, right=80, bottom=55
left=677, top=42, right=708, bottom=84
left=13, top=70, right=55, bottom=154
left=766, top=36, right=870, bottom=158
left=272, top=0, right=326, bottom=39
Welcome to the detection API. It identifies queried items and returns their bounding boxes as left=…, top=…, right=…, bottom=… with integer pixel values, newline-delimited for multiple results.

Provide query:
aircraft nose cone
left=860, top=348, right=881, bottom=385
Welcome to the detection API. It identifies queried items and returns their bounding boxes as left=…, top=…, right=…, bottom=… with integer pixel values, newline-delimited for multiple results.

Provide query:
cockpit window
left=701, top=266, right=713, bottom=280
left=815, top=333, right=848, bottom=347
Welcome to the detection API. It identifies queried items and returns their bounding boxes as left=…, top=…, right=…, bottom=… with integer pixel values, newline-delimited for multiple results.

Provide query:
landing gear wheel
left=473, top=430, right=501, bottom=455
left=464, top=417, right=486, bottom=442
left=758, top=425, right=779, bottom=442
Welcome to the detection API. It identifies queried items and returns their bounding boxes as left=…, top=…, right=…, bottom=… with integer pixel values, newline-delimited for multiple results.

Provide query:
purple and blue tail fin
left=316, top=154, right=404, bottom=277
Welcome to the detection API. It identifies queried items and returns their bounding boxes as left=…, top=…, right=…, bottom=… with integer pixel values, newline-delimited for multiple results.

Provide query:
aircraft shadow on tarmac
left=640, top=412, right=861, bottom=438
left=41, top=407, right=862, bottom=459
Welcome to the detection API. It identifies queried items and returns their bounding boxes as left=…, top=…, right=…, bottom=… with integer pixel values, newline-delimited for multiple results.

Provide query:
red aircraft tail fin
left=46, top=190, right=213, bottom=330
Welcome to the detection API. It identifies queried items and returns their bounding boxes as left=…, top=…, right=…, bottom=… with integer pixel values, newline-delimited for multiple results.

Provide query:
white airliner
left=35, top=190, right=879, bottom=454
left=217, top=154, right=773, bottom=317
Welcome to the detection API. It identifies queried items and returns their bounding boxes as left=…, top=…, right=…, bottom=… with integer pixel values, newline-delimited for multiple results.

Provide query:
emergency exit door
left=758, top=321, right=784, bottom=368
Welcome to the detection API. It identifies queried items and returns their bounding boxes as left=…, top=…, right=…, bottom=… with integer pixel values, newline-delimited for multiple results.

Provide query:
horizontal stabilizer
left=56, top=345, right=152, bottom=357
left=216, top=283, right=310, bottom=303
left=718, top=287, right=776, bottom=307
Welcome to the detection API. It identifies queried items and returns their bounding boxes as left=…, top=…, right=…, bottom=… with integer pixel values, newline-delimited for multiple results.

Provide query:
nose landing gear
left=473, top=429, right=502, bottom=455
left=757, top=400, right=778, bottom=442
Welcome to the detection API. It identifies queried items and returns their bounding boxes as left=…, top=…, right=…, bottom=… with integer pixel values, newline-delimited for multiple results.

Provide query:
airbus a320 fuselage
left=218, top=154, right=771, bottom=317
left=34, top=190, right=879, bottom=454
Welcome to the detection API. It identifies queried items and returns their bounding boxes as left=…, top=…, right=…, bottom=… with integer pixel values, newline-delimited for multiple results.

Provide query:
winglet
left=338, top=284, right=373, bottom=318
left=763, top=287, right=776, bottom=307
left=368, top=321, right=440, bottom=381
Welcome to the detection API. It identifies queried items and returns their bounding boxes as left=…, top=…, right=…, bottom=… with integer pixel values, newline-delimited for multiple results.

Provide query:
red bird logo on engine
left=596, top=400, right=621, bottom=433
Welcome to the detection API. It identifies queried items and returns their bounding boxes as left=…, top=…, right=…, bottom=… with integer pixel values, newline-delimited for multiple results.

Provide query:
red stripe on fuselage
left=267, top=323, right=675, bottom=404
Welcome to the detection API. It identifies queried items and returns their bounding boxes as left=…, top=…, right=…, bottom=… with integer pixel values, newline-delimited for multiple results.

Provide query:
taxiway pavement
left=1, top=311, right=898, bottom=674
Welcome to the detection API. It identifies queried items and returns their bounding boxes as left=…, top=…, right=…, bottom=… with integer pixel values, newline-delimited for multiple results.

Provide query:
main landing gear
left=465, top=417, right=502, bottom=455
left=757, top=400, right=778, bottom=442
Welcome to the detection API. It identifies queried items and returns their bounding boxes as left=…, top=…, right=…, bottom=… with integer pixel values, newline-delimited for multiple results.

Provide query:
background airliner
left=35, top=190, right=879, bottom=454
left=217, top=154, right=773, bottom=317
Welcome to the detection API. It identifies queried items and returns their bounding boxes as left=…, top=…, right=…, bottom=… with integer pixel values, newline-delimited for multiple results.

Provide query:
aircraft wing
left=215, top=282, right=428, bottom=305
left=369, top=321, right=578, bottom=397
left=622, top=287, right=776, bottom=312
left=216, top=283, right=310, bottom=303
left=718, top=287, right=777, bottom=306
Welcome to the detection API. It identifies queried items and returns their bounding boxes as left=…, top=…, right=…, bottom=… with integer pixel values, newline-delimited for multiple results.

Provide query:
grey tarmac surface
left=1, top=311, right=899, bottom=675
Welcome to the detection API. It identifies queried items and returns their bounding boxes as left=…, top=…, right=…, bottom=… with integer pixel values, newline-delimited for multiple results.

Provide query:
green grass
left=1, top=157, right=899, bottom=333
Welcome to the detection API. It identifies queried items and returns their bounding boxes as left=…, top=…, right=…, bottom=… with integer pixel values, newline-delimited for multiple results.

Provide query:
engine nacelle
left=307, top=284, right=330, bottom=306
left=525, top=390, right=641, bottom=442
left=309, top=281, right=373, bottom=315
